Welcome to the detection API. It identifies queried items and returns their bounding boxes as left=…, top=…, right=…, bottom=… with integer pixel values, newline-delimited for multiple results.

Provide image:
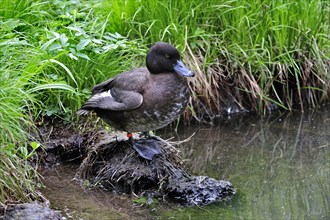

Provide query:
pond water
left=41, top=106, right=330, bottom=219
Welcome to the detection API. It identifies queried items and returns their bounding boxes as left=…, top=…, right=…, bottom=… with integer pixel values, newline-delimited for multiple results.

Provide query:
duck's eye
left=165, top=54, right=170, bottom=58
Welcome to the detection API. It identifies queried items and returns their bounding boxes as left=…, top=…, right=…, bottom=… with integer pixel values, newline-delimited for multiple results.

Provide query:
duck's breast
left=127, top=73, right=190, bottom=132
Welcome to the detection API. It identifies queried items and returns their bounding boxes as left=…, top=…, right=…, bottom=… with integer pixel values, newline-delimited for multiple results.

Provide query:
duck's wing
left=91, top=78, right=115, bottom=94
left=81, top=88, right=142, bottom=111
left=80, top=68, right=148, bottom=111
left=91, top=68, right=148, bottom=93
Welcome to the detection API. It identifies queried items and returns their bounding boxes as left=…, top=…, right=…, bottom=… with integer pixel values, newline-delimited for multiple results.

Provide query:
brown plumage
left=77, top=42, right=194, bottom=160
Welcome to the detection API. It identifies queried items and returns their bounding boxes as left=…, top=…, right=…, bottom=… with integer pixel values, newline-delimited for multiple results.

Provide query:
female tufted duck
left=77, top=42, right=194, bottom=160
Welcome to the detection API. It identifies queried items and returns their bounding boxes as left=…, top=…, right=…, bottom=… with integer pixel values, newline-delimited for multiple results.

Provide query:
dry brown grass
left=183, top=43, right=330, bottom=121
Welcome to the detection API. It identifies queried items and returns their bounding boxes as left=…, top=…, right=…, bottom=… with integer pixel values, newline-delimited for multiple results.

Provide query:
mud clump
left=75, top=132, right=235, bottom=206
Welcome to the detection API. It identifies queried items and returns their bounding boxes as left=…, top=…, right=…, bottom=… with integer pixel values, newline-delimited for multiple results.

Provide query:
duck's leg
left=127, top=133, right=161, bottom=160
left=139, top=131, right=164, bottom=142
left=139, top=131, right=153, bottom=139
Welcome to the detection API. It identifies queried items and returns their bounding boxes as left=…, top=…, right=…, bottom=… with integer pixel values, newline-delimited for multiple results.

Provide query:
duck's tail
left=76, top=108, right=90, bottom=115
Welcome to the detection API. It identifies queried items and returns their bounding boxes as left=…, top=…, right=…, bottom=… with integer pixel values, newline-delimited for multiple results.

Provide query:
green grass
left=98, top=0, right=330, bottom=115
left=0, top=0, right=143, bottom=206
left=0, top=144, right=41, bottom=206
left=0, top=0, right=329, bottom=206
left=0, top=28, right=40, bottom=206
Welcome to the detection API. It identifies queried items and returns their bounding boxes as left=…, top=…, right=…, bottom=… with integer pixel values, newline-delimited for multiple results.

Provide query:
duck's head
left=146, top=42, right=194, bottom=77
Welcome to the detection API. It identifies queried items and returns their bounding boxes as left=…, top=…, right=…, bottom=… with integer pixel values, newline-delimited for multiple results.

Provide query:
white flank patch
left=90, top=90, right=112, bottom=101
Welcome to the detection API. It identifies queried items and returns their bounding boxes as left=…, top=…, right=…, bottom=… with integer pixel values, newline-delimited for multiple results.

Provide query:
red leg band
left=127, top=133, right=133, bottom=138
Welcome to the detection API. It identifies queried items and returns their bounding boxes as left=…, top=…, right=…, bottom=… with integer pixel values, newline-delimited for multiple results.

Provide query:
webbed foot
left=132, top=139, right=161, bottom=160
left=127, top=132, right=162, bottom=160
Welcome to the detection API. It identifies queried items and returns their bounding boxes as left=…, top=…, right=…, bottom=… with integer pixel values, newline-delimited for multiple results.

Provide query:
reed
left=99, top=0, right=330, bottom=116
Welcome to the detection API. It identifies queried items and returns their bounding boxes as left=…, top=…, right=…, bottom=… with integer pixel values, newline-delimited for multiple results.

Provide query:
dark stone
left=0, top=203, right=61, bottom=220
left=167, top=176, right=234, bottom=206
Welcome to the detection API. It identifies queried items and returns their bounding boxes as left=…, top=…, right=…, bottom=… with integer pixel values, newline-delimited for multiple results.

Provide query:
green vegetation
left=99, top=0, right=330, bottom=116
left=0, top=0, right=329, bottom=206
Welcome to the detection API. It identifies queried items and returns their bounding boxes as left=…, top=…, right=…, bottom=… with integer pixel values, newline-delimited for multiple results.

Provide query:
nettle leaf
left=110, top=32, right=125, bottom=39
left=41, top=38, right=57, bottom=50
left=49, top=31, right=61, bottom=39
left=70, top=9, right=78, bottom=16
left=92, top=38, right=103, bottom=44
left=190, top=42, right=197, bottom=49
left=45, top=109, right=56, bottom=117
left=69, top=53, right=78, bottom=60
left=76, top=12, right=86, bottom=19
left=0, top=38, right=29, bottom=46
left=49, top=43, right=62, bottom=51
left=76, top=52, right=90, bottom=60
left=67, top=26, right=86, bottom=37
left=76, top=38, right=91, bottom=51
left=116, top=40, right=127, bottom=47
left=93, top=48, right=102, bottom=54
left=194, top=27, right=206, bottom=36
left=103, top=35, right=116, bottom=41
left=102, top=44, right=118, bottom=52
left=1, top=19, right=23, bottom=32
left=103, top=32, right=127, bottom=45
left=59, top=14, right=72, bottom=20
left=59, top=33, right=69, bottom=47
left=48, top=74, right=59, bottom=80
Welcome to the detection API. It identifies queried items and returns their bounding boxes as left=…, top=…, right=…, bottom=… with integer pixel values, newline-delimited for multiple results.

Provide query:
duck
left=77, top=42, right=194, bottom=160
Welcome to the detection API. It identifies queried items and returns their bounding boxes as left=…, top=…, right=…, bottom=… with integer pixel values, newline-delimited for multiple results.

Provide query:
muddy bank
left=36, top=121, right=235, bottom=206
left=0, top=121, right=235, bottom=219
left=75, top=134, right=235, bottom=206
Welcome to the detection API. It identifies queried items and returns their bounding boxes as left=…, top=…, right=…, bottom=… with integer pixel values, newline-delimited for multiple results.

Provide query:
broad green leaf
left=76, top=38, right=91, bottom=51
left=76, top=52, right=90, bottom=60
left=49, top=43, right=62, bottom=51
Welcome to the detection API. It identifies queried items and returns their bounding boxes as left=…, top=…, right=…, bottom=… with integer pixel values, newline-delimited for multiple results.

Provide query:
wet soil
left=36, top=120, right=234, bottom=204
left=17, top=119, right=234, bottom=218
left=75, top=133, right=234, bottom=206
left=39, top=164, right=148, bottom=219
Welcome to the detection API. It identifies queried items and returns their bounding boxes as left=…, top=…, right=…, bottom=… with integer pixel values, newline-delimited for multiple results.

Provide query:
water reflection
left=40, top=164, right=151, bottom=219
left=158, top=106, right=330, bottom=219
left=41, top=106, right=329, bottom=219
